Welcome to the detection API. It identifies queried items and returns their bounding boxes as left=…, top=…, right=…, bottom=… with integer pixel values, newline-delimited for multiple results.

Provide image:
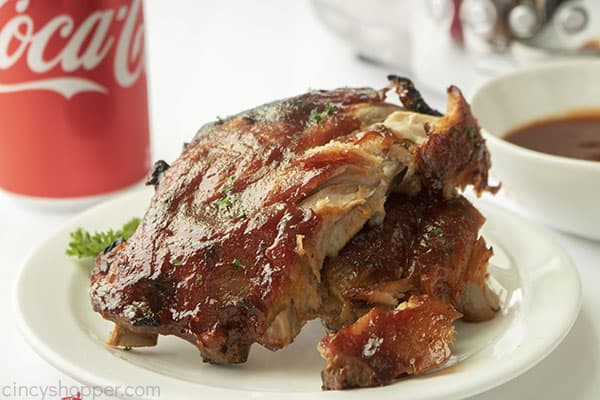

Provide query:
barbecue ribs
left=320, top=193, right=499, bottom=331
left=89, top=77, right=498, bottom=388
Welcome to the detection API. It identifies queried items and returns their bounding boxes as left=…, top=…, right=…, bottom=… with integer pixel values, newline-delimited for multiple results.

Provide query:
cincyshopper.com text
left=1, top=380, right=160, bottom=399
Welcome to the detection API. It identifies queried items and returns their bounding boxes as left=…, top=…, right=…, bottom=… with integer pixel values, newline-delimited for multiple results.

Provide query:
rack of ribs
left=318, top=192, right=499, bottom=389
left=89, top=77, right=499, bottom=387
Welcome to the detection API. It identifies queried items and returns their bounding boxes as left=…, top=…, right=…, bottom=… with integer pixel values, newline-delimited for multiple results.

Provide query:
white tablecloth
left=2, top=1, right=599, bottom=399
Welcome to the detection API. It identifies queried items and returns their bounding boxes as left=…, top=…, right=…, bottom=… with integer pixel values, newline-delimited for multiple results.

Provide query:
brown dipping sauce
left=504, top=111, right=600, bottom=162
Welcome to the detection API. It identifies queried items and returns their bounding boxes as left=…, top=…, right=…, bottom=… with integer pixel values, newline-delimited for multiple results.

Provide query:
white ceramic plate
left=15, top=188, right=581, bottom=400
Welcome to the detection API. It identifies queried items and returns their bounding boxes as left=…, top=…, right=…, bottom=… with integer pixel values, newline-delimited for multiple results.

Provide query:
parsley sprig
left=65, top=218, right=140, bottom=259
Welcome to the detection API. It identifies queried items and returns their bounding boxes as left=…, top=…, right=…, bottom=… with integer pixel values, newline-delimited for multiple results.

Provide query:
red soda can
left=0, top=0, right=150, bottom=201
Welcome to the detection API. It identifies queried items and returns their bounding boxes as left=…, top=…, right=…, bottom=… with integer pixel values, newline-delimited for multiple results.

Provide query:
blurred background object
left=312, top=0, right=600, bottom=95
left=312, top=0, right=418, bottom=71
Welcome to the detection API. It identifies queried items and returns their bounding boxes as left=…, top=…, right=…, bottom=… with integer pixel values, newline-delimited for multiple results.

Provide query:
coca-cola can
left=0, top=0, right=151, bottom=204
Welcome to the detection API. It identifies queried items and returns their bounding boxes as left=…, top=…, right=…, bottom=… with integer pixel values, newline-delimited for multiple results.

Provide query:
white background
left=1, top=1, right=599, bottom=399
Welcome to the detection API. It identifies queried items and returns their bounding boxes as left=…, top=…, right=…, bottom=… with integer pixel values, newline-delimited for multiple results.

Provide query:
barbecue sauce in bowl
left=504, top=111, right=600, bottom=162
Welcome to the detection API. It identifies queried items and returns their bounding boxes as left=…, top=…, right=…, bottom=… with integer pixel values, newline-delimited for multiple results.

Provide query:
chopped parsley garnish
left=309, top=102, right=336, bottom=125
left=171, top=258, right=184, bottom=266
left=123, top=345, right=132, bottom=351
left=232, top=258, right=246, bottom=269
left=222, top=176, right=235, bottom=195
left=429, top=226, right=444, bottom=236
left=214, top=196, right=233, bottom=207
left=213, top=176, right=236, bottom=208
left=196, top=274, right=204, bottom=282
left=65, top=218, right=141, bottom=259
left=236, top=211, right=247, bottom=219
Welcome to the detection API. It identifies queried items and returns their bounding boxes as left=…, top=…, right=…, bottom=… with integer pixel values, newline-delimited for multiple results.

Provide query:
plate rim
left=14, top=188, right=582, bottom=400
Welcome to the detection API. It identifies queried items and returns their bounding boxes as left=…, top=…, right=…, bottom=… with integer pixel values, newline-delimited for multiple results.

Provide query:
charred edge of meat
left=417, top=86, right=500, bottom=197
left=385, top=75, right=442, bottom=117
left=97, top=240, right=127, bottom=273
left=145, top=160, right=171, bottom=187
left=102, top=237, right=124, bottom=256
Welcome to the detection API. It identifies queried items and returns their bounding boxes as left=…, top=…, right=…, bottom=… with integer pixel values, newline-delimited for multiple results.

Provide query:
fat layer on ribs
left=89, top=77, right=495, bottom=366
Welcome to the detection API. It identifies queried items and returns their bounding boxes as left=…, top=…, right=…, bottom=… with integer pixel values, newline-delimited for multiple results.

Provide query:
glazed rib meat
left=319, top=295, right=461, bottom=390
left=405, top=196, right=499, bottom=322
left=319, top=193, right=423, bottom=331
left=91, top=86, right=407, bottom=364
left=315, top=79, right=499, bottom=389
left=319, top=80, right=499, bottom=331
left=318, top=193, right=499, bottom=389
left=320, top=193, right=499, bottom=331
left=89, top=77, right=497, bottom=376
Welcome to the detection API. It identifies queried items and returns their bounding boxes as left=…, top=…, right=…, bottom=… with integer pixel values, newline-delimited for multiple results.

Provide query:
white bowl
left=471, top=60, right=600, bottom=241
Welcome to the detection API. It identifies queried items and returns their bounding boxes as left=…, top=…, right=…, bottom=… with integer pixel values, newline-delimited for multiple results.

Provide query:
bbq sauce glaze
left=504, top=111, right=600, bottom=162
